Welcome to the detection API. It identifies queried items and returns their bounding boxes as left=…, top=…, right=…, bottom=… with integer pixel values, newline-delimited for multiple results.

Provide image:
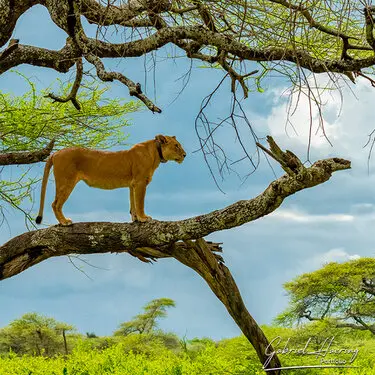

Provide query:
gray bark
left=0, top=155, right=350, bottom=280
left=0, top=140, right=55, bottom=165
left=0, top=0, right=374, bottom=111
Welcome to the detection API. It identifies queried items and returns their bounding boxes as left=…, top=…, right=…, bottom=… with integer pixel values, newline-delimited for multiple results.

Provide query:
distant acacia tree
left=276, top=258, right=375, bottom=335
left=115, top=298, right=176, bottom=336
left=0, top=313, right=75, bottom=356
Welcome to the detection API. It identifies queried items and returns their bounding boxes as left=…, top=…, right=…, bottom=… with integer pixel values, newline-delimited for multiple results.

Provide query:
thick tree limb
left=0, top=39, right=19, bottom=61
left=81, top=0, right=171, bottom=26
left=0, top=137, right=350, bottom=279
left=2, top=25, right=375, bottom=77
left=0, top=0, right=42, bottom=47
left=0, top=139, right=55, bottom=166
left=1, top=0, right=375, bottom=113
left=304, top=312, right=375, bottom=335
left=335, top=321, right=375, bottom=333
left=0, top=43, right=78, bottom=74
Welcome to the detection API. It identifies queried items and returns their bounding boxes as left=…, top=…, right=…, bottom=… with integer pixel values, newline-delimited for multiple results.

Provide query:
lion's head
left=155, top=135, right=186, bottom=164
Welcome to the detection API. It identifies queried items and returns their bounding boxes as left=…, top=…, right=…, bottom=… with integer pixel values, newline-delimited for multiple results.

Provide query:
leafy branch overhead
left=2, top=0, right=375, bottom=112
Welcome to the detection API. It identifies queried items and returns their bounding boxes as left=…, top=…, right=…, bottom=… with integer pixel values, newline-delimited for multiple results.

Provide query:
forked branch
left=85, top=54, right=162, bottom=113
left=45, top=58, right=83, bottom=110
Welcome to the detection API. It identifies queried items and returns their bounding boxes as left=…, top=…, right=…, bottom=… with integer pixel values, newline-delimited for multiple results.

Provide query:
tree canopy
left=276, top=258, right=375, bottom=335
left=115, top=298, right=176, bottom=336
left=2, top=0, right=375, bottom=104
left=0, top=312, right=75, bottom=356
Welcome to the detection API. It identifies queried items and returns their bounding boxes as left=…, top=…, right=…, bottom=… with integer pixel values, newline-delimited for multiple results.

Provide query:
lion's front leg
left=133, top=181, right=152, bottom=222
left=129, top=186, right=137, bottom=222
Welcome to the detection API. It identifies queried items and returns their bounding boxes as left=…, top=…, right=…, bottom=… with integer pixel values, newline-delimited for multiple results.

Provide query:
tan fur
left=36, top=135, right=186, bottom=226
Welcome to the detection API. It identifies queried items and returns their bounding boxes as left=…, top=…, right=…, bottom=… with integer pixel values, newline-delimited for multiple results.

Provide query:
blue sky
left=1, top=5, right=375, bottom=340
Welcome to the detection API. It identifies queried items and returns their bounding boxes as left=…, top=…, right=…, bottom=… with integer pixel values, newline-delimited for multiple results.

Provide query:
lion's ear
left=155, top=134, right=167, bottom=144
left=172, top=136, right=176, bottom=139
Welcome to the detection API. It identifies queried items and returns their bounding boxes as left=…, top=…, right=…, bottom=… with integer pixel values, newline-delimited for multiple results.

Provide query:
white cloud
left=300, top=248, right=361, bottom=272
left=254, top=75, right=375, bottom=168
left=269, top=208, right=354, bottom=223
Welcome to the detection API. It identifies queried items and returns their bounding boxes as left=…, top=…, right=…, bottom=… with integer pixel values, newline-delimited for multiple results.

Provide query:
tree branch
left=81, top=0, right=171, bottom=25
left=2, top=25, right=375, bottom=83
left=0, top=39, right=19, bottom=61
left=45, top=58, right=83, bottom=110
left=0, top=0, right=375, bottom=115
left=335, top=321, right=375, bottom=333
left=171, top=239, right=281, bottom=372
left=82, top=26, right=375, bottom=74
left=0, top=139, right=55, bottom=166
left=0, top=0, right=41, bottom=47
left=0, top=136, right=350, bottom=279
left=85, top=54, right=161, bottom=113
left=0, top=43, right=78, bottom=74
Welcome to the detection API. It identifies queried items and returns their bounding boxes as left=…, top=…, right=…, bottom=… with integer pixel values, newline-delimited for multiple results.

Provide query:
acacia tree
left=0, top=0, right=369, bottom=372
left=276, top=258, right=375, bottom=335
left=115, top=298, right=176, bottom=336
left=0, top=313, right=75, bottom=356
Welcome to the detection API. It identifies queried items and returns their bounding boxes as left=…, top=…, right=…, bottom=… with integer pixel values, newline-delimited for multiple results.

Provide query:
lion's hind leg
left=52, top=173, right=78, bottom=226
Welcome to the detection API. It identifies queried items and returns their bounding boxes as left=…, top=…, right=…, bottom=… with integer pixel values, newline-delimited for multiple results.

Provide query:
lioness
left=35, top=135, right=186, bottom=226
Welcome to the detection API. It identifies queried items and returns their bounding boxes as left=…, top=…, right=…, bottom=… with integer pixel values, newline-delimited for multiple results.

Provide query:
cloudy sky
left=1, top=5, right=375, bottom=340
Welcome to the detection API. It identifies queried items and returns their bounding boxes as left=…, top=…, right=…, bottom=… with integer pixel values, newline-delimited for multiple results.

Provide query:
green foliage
left=0, top=72, right=140, bottom=153
left=0, top=313, right=75, bottom=356
left=276, top=258, right=375, bottom=333
left=0, top=72, right=141, bottom=221
left=0, top=337, right=263, bottom=375
left=114, top=298, right=176, bottom=336
left=1, top=324, right=375, bottom=374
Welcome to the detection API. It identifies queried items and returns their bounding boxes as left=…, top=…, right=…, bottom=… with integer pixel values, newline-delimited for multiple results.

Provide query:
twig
left=256, top=136, right=303, bottom=175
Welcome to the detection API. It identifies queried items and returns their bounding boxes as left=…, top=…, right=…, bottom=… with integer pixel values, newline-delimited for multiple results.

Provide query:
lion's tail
left=36, top=155, right=53, bottom=224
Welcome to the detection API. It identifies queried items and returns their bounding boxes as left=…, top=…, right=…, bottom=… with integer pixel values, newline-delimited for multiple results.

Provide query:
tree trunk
left=62, top=329, right=68, bottom=355
left=170, top=239, right=281, bottom=374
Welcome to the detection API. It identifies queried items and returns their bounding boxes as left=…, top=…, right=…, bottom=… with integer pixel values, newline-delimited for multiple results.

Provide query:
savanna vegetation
left=1, top=295, right=375, bottom=375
